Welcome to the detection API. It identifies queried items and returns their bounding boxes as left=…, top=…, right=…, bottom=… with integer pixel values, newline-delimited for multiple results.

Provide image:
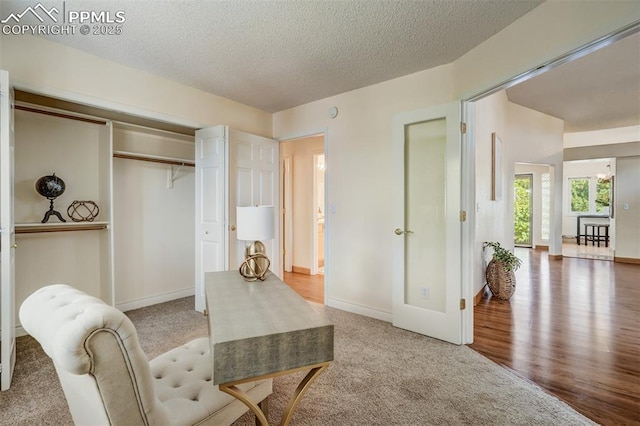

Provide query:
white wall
left=615, top=156, right=640, bottom=260
left=564, top=125, right=640, bottom=148
left=280, top=136, right=323, bottom=272
left=112, top=126, right=195, bottom=310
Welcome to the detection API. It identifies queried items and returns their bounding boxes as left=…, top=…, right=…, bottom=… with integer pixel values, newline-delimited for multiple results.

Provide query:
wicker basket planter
left=485, top=259, right=516, bottom=300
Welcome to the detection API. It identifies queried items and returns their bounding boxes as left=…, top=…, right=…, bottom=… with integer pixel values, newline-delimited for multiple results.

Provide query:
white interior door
left=0, top=70, right=16, bottom=390
left=228, top=130, right=280, bottom=277
left=194, top=125, right=227, bottom=312
left=392, top=102, right=462, bottom=344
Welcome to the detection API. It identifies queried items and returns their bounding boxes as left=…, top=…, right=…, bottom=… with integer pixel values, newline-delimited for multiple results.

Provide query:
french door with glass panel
left=392, top=102, right=462, bottom=345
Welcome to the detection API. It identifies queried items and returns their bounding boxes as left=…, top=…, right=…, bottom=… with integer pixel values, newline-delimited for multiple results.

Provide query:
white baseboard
left=16, top=325, right=27, bottom=338
left=327, top=298, right=392, bottom=323
left=116, top=288, right=195, bottom=312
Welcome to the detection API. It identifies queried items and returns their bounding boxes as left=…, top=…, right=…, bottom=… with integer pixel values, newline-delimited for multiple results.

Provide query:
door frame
left=277, top=128, right=329, bottom=304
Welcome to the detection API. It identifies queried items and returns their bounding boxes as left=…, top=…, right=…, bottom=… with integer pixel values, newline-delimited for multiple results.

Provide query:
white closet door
left=0, top=70, right=16, bottom=390
left=194, top=126, right=227, bottom=312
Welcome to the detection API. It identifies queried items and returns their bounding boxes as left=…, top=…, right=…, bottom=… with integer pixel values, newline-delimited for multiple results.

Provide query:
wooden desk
left=205, top=271, right=334, bottom=425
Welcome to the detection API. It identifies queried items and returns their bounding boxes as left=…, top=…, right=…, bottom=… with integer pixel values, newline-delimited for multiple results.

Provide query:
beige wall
left=614, top=156, right=640, bottom=260
left=0, top=35, right=272, bottom=137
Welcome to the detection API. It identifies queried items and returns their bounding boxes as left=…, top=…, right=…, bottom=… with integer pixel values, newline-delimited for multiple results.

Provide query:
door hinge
left=203, top=309, right=208, bottom=317
left=460, top=299, right=466, bottom=310
left=460, top=122, right=467, bottom=134
left=460, top=210, right=467, bottom=222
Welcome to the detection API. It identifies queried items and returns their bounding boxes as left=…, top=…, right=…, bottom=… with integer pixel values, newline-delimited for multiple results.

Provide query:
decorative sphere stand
left=41, top=198, right=66, bottom=223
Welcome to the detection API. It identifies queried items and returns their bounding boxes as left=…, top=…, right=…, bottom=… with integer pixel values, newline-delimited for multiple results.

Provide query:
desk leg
left=219, top=362, right=330, bottom=426
left=280, top=364, right=328, bottom=426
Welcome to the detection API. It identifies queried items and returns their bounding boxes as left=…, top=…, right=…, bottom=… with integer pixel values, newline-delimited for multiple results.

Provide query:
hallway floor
left=470, top=248, right=639, bottom=425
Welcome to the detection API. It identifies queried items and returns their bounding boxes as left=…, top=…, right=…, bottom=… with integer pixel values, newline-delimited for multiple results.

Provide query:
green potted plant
left=483, top=242, right=522, bottom=300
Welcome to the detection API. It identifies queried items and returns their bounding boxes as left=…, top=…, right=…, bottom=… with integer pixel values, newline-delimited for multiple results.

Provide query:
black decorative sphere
left=35, top=174, right=66, bottom=199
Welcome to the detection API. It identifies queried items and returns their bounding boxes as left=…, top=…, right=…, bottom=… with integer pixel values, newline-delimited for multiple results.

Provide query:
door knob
left=230, top=225, right=236, bottom=231
left=11, top=244, right=18, bottom=248
left=394, top=228, right=413, bottom=235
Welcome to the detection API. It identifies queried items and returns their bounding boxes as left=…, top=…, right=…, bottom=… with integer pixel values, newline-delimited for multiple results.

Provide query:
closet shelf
left=113, top=150, right=195, bottom=167
left=16, top=221, right=109, bottom=234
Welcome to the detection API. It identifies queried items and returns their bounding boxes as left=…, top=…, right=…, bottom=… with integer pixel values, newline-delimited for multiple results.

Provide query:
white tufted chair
left=19, top=284, right=272, bottom=426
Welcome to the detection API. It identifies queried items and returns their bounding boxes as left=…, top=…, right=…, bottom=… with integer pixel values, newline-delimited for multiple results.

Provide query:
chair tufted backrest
left=19, top=284, right=169, bottom=425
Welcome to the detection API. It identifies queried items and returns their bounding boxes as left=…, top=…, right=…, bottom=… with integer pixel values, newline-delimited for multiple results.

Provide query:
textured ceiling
left=0, top=0, right=543, bottom=112
left=506, top=31, right=640, bottom=133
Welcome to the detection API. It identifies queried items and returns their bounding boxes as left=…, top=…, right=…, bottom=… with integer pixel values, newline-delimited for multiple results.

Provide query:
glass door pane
left=405, top=118, right=446, bottom=312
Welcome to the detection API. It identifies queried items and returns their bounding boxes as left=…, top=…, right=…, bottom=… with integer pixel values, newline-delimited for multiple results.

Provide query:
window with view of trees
left=569, top=176, right=612, bottom=214
left=570, top=178, right=590, bottom=213
left=596, top=178, right=611, bottom=213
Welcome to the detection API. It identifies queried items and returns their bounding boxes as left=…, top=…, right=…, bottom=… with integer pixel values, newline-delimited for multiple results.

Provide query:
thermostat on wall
left=328, top=106, right=338, bottom=119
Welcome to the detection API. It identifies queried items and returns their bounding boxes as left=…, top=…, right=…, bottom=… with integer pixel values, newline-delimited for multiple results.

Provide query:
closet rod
left=113, top=150, right=195, bottom=167
left=15, top=104, right=108, bottom=125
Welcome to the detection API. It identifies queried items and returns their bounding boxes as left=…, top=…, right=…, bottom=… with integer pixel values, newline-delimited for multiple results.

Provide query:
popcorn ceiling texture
left=3, top=0, right=542, bottom=112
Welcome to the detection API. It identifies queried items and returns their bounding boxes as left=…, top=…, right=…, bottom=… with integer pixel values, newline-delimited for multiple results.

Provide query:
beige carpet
left=0, top=297, right=595, bottom=425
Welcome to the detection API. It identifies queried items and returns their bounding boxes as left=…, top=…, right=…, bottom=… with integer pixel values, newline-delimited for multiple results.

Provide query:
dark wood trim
left=15, top=104, right=107, bottom=125
left=548, top=254, right=563, bottom=260
left=534, top=245, right=549, bottom=251
left=614, top=256, right=640, bottom=264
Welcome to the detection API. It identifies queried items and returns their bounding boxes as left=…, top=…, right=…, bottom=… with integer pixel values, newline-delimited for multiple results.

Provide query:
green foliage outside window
left=595, top=178, right=611, bottom=213
left=514, top=177, right=531, bottom=245
left=570, top=179, right=589, bottom=212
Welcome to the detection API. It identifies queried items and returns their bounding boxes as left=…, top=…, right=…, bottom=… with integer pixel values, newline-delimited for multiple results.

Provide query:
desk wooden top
left=205, top=271, right=334, bottom=384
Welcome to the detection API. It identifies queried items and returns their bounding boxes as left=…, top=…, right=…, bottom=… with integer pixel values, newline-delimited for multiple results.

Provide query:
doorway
left=280, top=135, right=326, bottom=304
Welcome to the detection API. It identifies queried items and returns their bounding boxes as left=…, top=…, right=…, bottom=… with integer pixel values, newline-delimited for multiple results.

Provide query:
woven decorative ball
left=485, top=259, right=516, bottom=300
left=67, top=200, right=100, bottom=222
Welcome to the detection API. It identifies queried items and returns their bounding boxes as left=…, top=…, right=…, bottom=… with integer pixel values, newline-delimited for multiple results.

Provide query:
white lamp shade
left=236, top=206, right=275, bottom=241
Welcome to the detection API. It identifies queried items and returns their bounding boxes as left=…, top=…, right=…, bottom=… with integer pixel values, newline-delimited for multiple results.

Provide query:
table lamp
left=237, top=205, right=275, bottom=281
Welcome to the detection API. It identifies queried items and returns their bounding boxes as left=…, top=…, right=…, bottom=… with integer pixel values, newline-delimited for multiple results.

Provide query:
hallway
left=470, top=248, right=639, bottom=424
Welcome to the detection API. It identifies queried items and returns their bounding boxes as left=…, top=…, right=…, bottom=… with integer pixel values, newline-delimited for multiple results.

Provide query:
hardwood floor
left=470, top=248, right=640, bottom=425
left=283, top=271, right=324, bottom=304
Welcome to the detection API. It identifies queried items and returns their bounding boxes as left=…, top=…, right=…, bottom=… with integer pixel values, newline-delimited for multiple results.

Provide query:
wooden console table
left=205, top=271, right=334, bottom=425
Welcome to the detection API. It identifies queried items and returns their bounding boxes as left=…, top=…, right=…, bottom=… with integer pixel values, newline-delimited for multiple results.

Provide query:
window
left=568, top=176, right=612, bottom=214
left=595, top=178, right=611, bottom=213
left=570, top=178, right=589, bottom=213
left=541, top=172, right=550, bottom=240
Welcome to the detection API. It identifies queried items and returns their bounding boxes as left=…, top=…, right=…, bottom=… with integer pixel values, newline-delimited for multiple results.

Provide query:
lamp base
left=239, top=240, right=270, bottom=281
